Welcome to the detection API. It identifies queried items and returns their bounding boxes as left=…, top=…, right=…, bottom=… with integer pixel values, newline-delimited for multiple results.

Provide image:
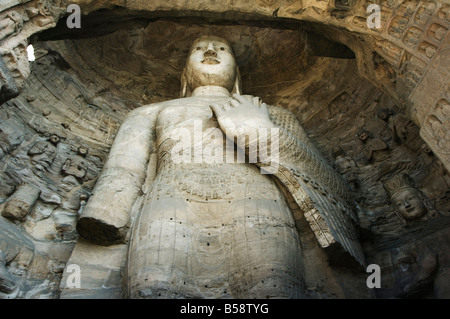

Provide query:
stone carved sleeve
left=76, top=104, right=162, bottom=245
left=263, top=106, right=366, bottom=266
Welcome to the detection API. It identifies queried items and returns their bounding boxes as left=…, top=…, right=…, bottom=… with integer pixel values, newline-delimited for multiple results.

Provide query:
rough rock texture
left=0, top=0, right=449, bottom=299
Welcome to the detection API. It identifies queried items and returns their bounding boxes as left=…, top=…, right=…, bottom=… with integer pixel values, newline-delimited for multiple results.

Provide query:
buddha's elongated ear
left=232, top=67, right=242, bottom=95
left=180, top=68, right=188, bottom=98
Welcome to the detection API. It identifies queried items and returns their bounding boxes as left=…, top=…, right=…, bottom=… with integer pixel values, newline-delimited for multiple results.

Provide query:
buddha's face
left=392, top=188, right=426, bottom=221
left=78, top=146, right=89, bottom=156
left=358, top=131, right=369, bottom=142
left=50, top=134, right=60, bottom=145
left=184, top=36, right=237, bottom=92
left=378, top=111, right=389, bottom=121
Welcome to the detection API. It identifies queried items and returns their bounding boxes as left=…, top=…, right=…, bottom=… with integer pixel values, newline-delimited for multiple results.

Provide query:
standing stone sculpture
left=76, top=35, right=365, bottom=298
left=332, top=146, right=359, bottom=191
left=377, top=108, right=422, bottom=152
left=28, top=137, right=58, bottom=171
left=356, top=128, right=389, bottom=163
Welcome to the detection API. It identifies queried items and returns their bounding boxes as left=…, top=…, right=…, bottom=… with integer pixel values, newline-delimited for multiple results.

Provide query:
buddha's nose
left=204, top=49, right=217, bottom=58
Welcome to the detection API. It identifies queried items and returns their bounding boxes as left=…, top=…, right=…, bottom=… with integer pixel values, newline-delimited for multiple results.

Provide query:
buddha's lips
left=406, top=206, right=415, bottom=213
left=202, top=57, right=220, bottom=64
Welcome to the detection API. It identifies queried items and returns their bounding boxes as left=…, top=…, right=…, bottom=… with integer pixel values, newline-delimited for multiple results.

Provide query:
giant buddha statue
left=76, top=35, right=365, bottom=298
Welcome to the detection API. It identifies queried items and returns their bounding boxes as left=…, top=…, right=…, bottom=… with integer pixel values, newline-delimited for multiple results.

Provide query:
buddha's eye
left=220, top=47, right=225, bottom=51
left=196, top=47, right=202, bottom=50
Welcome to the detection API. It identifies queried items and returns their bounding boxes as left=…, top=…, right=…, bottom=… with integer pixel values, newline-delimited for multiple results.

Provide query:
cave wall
left=1, top=0, right=449, bottom=170
left=0, top=0, right=449, bottom=299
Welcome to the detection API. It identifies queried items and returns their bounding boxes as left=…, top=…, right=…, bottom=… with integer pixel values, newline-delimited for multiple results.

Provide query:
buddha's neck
left=191, top=86, right=231, bottom=97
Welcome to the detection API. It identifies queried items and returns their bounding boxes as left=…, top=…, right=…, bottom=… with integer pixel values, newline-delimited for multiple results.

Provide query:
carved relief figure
left=0, top=249, right=17, bottom=294
left=384, top=173, right=438, bottom=225
left=378, top=108, right=422, bottom=152
left=0, top=217, right=35, bottom=297
left=0, top=11, right=23, bottom=41
left=356, top=128, right=389, bottom=163
left=62, top=155, right=88, bottom=182
left=392, top=240, right=438, bottom=298
left=27, top=134, right=59, bottom=171
left=332, top=146, right=358, bottom=191
left=61, top=145, right=99, bottom=183
left=0, top=119, right=24, bottom=161
left=373, top=108, right=395, bottom=143
left=76, top=36, right=365, bottom=299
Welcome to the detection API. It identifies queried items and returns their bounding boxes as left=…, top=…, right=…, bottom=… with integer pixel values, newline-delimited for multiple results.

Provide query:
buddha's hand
left=210, top=94, right=276, bottom=147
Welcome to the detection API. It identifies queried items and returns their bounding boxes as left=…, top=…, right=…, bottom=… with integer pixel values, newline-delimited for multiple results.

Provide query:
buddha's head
left=384, top=173, right=428, bottom=222
left=356, top=128, right=370, bottom=142
left=391, top=187, right=427, bottom=221
left=181, top=35, right=241, bottom=97
left=376, top=108, right=393, bottom=121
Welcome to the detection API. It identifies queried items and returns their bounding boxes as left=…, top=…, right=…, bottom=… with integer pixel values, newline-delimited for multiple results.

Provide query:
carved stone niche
left=420, top=96, right=450, bottom=172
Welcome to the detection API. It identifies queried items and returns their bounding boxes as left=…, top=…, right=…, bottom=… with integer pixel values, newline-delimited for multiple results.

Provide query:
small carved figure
left=61, top=145, right=98, bottom=183
left=0, top=122, right=24, bottom=161
left=0, top=131, right=10, bottom=160
left=0, top=11, right=23, bottom=41
left=376, top=108, right=394, bottom=122
left=62, top=156, right=88, bottom=181
left=77, top=145, right=89, bottom=157
left=49, top=134, right=60, bottom=145
left=332, top=146, right=359, bottom=190
left=356, top=128, right=389, bottom=163
left=0, top=250, right=17, bottom=294
left=0, top=217, right=35, bottom=296
left=392, top=240, right=438, bottom=298
left=0, top=173, right=15, bottom=200
left=28, top=138, right=57, bottom=171
left=378, top=108, right=422, bottom=152
left=372, top=107, right=396, bottom=143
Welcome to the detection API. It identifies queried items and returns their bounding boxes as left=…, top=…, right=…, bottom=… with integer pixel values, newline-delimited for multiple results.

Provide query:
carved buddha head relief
left=77, top=145, right=89, bottom=157
left=392, top=188, right=427, bottom=221
left=357, top=128, right=370, bottom=142
left=181, top=35, right=241, bottom=97
left=384, top=173, right=428, bottom=222
left=376, top=108, right=394, bottom=121
left=49, top=134, right=60, bottom=145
